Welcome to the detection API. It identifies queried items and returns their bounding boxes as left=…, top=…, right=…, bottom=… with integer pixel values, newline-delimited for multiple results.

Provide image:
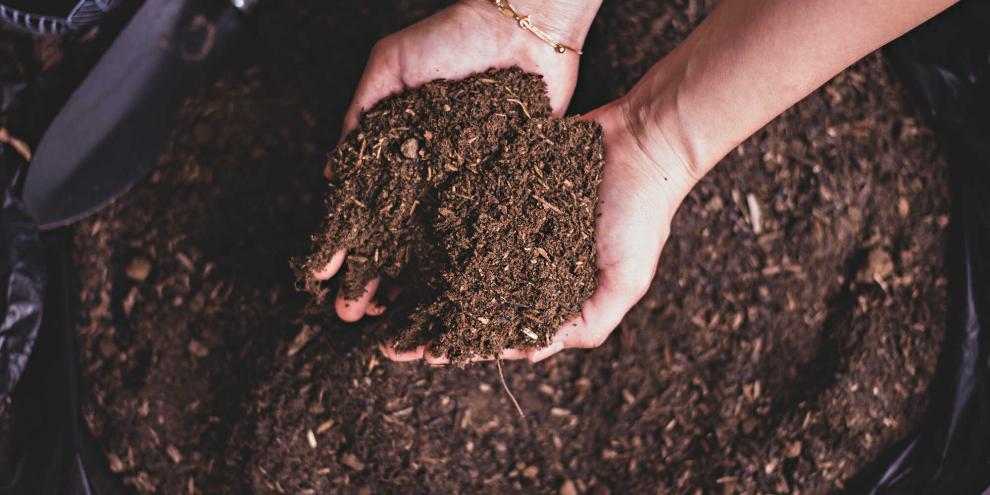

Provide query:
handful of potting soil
left=297, top=68, right=603, bottom=362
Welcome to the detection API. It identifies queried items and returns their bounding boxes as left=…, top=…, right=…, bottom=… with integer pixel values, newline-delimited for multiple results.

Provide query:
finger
left=467, top=348, right=525, bottom=362
left=365, top=278, right=401, bottom=316
left=427, top=347, right=530, bottom=364
left=555, top=296, right=621, bottom=350
left=365, top=302, right=386, bottom=317
left=500, top=348, right=530, bottom=360
left=312, top=249, right=347, bottom=281
left=528, top=340, right=565, bottom=362
left=335, top=277, right=381, bottom=322
left=555, top=268, right=651, bottom=350
left=380, top=342, right=425, bottom=362
left=578, top=102, right=615, bottom=125
left=424, top=350, right=449, bottom=365
left=341, top=42, right=404, bottom=141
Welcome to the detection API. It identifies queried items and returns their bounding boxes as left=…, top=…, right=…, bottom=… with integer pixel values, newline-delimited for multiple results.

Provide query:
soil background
left=69, top=0, right=949, bottom=494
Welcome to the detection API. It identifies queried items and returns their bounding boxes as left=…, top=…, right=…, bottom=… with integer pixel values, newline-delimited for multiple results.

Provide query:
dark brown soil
left=68, top=0, right=948, bottom=494
left=300, top=68, right=602, bottom=360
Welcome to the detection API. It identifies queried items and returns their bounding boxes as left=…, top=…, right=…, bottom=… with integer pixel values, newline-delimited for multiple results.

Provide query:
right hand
left=381, top=95, right=702, bottom=363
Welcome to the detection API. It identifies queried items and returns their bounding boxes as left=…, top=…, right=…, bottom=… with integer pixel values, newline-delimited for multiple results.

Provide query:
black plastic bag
left=0, top=151, right=45, bottom=403
left=0, top=62, right=123, bottom=495
left=848, top=1, right=990, bottom=492
left=2, top=233, right=124, bottom=495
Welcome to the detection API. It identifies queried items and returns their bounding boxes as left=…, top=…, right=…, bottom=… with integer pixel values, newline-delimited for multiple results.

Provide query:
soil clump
left=299, top=68, right=603, bottom=361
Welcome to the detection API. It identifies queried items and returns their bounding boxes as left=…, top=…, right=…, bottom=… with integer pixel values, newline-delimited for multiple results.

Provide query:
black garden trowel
left=22, top=0, right=259, bottom=230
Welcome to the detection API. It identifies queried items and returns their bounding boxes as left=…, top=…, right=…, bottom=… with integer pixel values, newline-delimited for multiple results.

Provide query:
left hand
left=314, top=0, right=601, bottom=322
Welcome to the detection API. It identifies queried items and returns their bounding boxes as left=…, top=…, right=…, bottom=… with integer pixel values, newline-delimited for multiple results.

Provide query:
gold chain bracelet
left=489, top=0, right=582, bottom=55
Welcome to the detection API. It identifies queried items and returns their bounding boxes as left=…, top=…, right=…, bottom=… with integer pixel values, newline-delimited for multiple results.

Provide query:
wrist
left=612, top=92, right=702, bottom=209
left=618, top=49, right=722, bottom=192
left=589, top=98, right=697, bottom=227
left=458, top=0, right=601, bottom=52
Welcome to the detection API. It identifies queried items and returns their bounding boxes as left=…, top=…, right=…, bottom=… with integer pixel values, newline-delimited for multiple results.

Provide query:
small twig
left=521, top=312, right=542, bottom=324
left=531, top=194, right=563, bottom=214
left=357, top=138, right=367, bottom=162
left=497, top=359, right=525, bottom=418
left=506, top=98, right=531, bottom=119
left=746, top=193, right=763, bottom=234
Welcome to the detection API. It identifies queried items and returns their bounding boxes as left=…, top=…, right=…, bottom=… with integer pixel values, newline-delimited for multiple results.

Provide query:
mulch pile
left=62, top=0, right=949, bottom=493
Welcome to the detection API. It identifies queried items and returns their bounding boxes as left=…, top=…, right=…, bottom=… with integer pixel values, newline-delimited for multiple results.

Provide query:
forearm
left=626, top=0, right=957, bottom=180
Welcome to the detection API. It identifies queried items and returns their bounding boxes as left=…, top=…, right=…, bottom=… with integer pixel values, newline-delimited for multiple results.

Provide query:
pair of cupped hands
left=313, top=0, right=696, bottom=363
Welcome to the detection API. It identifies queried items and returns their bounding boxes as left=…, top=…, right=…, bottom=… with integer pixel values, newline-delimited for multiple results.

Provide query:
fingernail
left=531, top=341, right=564, bottom=363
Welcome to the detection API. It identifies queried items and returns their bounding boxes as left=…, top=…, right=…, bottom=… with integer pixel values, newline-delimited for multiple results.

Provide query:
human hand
left=519, top=98, right=700, bottom=361
left=314, top=0, right=601, bottom=321
left=381, top=95, right=701, bottom=363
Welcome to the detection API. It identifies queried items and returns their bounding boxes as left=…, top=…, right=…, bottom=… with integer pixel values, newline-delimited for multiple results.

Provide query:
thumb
left=339, top=43, right=404, bottom=143
left=578, top=99, right=624, bottom=131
